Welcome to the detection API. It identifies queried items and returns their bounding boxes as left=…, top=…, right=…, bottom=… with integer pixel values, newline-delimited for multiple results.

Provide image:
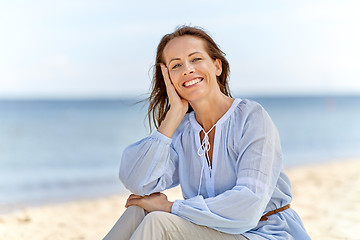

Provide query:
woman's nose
left=183, top=62, right=194, bottom=75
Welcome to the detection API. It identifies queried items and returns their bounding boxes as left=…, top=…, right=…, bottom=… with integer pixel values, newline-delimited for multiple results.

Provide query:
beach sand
left=0, top=158, right=359, bottom=240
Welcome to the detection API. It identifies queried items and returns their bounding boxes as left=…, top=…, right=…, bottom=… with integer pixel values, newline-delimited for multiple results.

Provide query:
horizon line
left=1, top=93, right=360, bottom=101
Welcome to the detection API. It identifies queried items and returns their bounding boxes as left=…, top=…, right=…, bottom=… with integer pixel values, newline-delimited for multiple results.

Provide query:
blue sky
left=0, top=0, right=359, bottom=98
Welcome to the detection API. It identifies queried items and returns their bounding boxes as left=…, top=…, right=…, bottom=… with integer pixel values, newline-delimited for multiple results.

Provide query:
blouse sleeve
left=171, top=104, right=283, bottom=234
left=119, top=130, right=179, bottom=196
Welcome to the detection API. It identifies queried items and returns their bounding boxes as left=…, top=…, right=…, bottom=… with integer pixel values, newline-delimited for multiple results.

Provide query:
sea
left=1, top=96, right=360, bottom=213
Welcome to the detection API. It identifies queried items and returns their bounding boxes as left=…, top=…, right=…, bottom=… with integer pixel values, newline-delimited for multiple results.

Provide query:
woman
left=103, top=26, right=311, bottom=240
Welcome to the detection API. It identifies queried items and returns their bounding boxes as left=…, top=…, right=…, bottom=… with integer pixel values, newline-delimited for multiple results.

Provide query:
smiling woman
left=163, top=36, right=223, bottom=103
left=148, top=26, right=232, bottom=130
left=102, top=26, right=311, bottom=240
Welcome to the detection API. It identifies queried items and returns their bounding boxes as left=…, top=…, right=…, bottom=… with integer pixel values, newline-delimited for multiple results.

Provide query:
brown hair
left=147, top=25, right=232, bottom=129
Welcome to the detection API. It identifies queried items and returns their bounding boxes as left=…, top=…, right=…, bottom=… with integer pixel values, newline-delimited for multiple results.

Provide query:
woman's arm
left=119, top=131, right=179, bottom=196
left=119, top=65, right=187, bottom=195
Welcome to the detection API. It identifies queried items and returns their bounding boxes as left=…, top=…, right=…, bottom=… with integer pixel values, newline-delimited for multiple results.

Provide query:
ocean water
left=1, top=96, right=360, bottom=213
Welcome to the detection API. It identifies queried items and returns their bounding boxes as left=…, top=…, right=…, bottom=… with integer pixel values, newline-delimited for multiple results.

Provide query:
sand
left=0, top=158, right=359, bottom=240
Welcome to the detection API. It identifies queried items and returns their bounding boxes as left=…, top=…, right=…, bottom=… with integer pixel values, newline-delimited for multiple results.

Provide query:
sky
left=0, top=0, right=360, bottom=98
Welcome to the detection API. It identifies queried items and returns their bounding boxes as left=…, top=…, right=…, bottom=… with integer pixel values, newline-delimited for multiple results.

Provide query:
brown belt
left=260, top=204, right=290, bottom=221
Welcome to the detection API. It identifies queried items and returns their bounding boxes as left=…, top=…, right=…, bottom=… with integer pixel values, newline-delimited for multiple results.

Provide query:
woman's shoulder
left=229, top=98, right=267, bottom=122
left=236, top=98, right=265, bottom=114
left=229, top=98, right=275, bottom=130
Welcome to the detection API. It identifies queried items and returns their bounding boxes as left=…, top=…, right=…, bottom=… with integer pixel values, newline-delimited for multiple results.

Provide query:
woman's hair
left=147, top=25, right=232, bottom=130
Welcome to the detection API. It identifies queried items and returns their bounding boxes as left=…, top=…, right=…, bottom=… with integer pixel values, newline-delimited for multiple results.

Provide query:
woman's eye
left=172, top=64, right=181, bottom=69
left=192, top=57, right=202, bottom=62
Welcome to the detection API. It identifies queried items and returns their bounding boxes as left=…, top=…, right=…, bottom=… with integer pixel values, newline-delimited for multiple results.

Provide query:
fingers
left=125, top=196, right=142, bottom=208
left=149, top=192, right=161, bottom=197
left=125, top=193, right=162, bottom=208
left=127, top=194, right=143, bottom=201
left=159, top=192, right=168, bottom=200
left=125, top=194, right=143, bottom=208
left=160, top=64, right=172, bottom=87
left=125, top=198, right=141, bottom=208
left=160, top=64, right=181, bottom=102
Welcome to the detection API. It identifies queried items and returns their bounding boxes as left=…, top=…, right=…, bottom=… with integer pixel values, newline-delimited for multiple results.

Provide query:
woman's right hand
left=157, top=64, right=188, bottom=138
left=160, top=64, right=188, bottom=114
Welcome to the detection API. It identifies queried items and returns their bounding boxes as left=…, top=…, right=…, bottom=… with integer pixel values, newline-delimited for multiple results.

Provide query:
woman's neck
left=190, top=92, right=234, bottom=131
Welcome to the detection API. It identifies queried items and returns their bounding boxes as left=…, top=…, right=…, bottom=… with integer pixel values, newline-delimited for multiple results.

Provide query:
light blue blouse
left=119, top=99, right=311, bottom=240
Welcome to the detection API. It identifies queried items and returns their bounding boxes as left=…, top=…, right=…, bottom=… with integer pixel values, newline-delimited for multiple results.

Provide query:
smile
left=183, top=77, right=203, bottom=87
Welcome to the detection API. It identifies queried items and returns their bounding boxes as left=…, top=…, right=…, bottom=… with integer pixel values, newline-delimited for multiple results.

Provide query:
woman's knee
left=140, top=211, right=175, bottom=231
left=130, top=211, right=174, bottom=239
left=142, top=211, right=170, bottom=223
left=126, top=205, right=146, bottom=214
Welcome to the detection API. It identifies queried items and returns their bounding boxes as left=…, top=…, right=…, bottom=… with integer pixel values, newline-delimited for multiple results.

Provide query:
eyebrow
left=167, top=51, right=202, bottom=66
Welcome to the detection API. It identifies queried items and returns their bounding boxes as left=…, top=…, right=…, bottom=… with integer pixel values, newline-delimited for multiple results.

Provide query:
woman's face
left=162, top=35, right=222, bottom=102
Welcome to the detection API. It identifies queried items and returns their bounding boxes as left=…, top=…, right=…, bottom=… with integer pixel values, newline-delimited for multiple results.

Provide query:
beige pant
left=103, top=206, right=248, bottom=240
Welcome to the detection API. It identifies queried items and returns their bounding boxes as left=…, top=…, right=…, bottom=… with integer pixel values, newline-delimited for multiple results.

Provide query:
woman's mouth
left=183, top=77, right=203, bottom=87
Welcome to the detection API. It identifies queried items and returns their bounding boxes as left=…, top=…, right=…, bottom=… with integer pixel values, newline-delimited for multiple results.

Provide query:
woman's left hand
left=125, top=192, right=174, bottom=213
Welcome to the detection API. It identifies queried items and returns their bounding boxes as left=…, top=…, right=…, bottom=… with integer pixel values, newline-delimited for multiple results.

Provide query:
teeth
left=184, top=78, right=202, bottom=87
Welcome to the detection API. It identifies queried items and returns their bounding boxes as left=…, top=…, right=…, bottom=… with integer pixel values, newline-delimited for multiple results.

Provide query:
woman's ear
left=214, top=59, right=222, bottom=76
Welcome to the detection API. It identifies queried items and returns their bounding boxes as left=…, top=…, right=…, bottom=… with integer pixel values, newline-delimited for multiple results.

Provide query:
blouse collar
left=189, top=98, right=242, bottom=131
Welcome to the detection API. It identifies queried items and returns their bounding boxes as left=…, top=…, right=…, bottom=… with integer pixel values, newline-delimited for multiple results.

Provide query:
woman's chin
left=183, top=91, right=210, bottom=104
